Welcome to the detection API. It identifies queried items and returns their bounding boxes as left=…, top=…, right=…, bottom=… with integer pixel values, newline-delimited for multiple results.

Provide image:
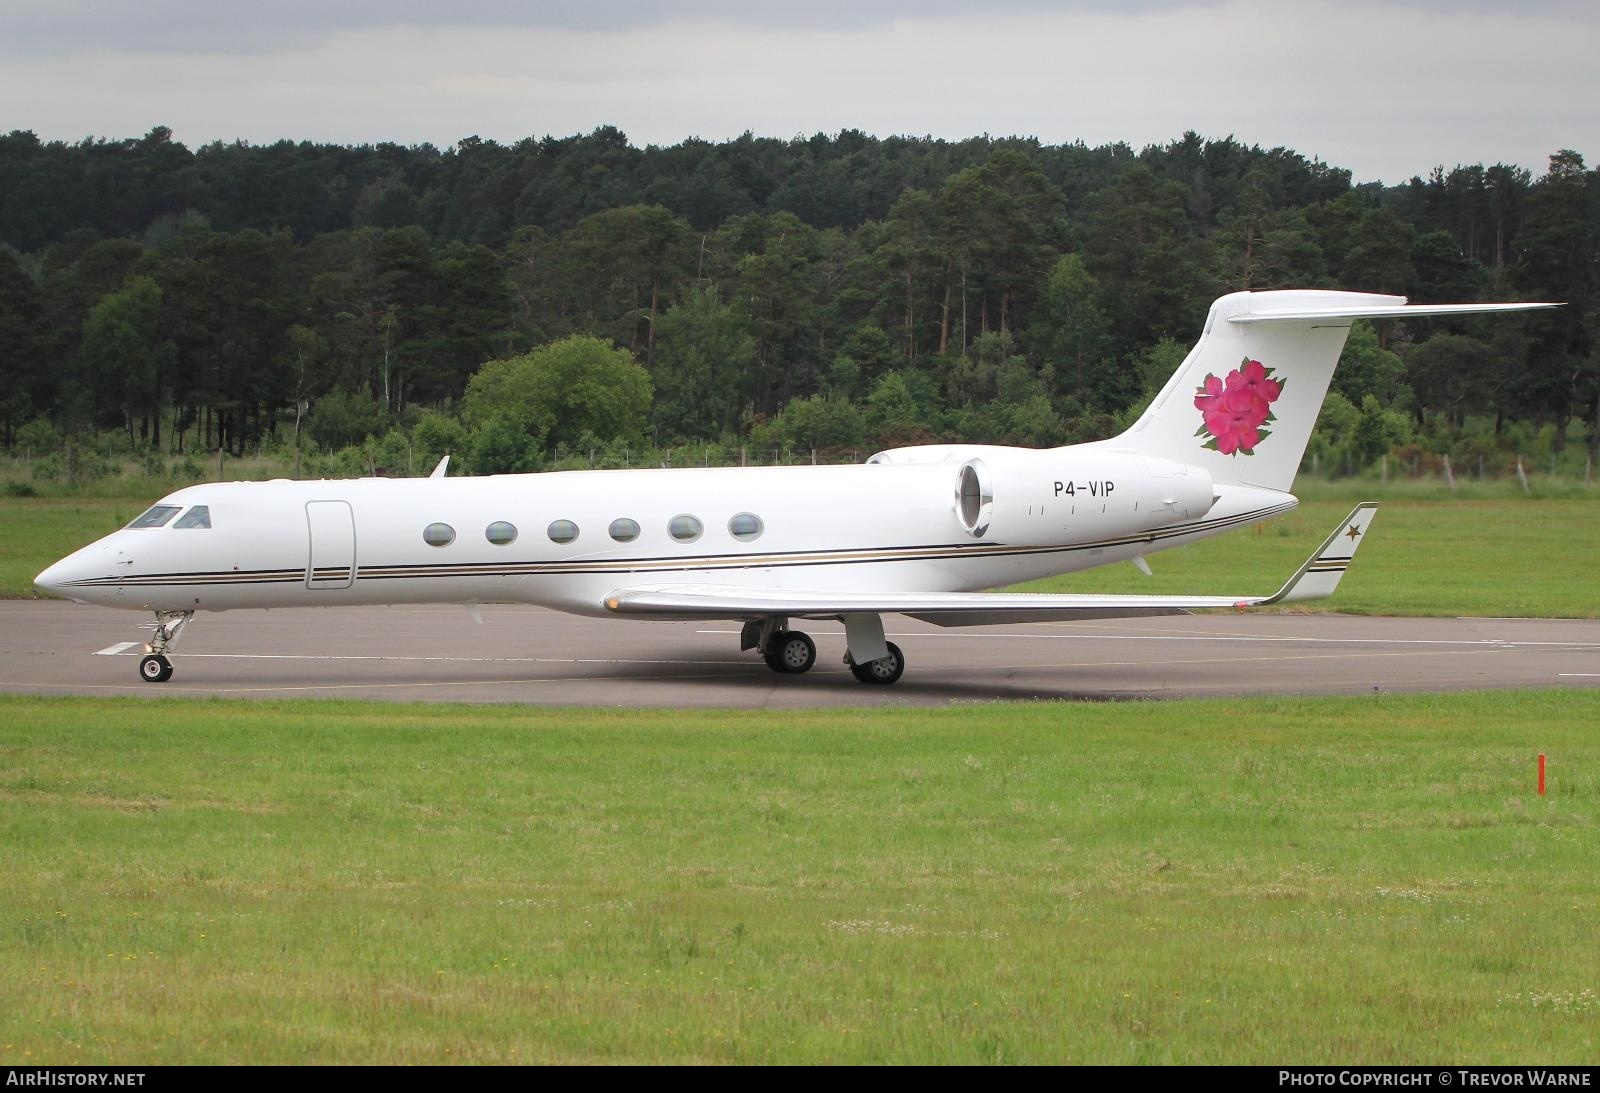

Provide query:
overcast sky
left=1, top=0, right=1593, bottom=185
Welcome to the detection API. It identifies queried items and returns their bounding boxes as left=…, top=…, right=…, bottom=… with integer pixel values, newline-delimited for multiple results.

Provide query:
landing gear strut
left=138, top=611, right=192, bottom=684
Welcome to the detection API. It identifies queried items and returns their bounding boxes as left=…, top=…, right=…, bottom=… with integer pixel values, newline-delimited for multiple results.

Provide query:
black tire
left=139, top=654, right=173, bottom=684
left=770, top=631, right=816, bottom=674
left=849, top=641, right=905, bottom=685
left=763, top=643, right=786, bottom=673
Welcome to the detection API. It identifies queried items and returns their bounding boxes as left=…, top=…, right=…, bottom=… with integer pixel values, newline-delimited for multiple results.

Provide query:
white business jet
left=36, top=290, right=1555, bottom=686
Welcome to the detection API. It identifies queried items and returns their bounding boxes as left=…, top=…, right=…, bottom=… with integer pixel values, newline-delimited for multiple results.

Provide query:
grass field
left=3, top=691, right=1598, bottom=1064
left=0, top=498, right=140, bottom=600
left=1016, top=496, right=1600, bottom=618
left=5, top=492, right=1600, bottom=617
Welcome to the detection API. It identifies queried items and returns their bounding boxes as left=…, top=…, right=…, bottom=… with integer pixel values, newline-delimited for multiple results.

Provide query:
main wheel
left=848, top=642, right=905, bottom=685
left=139, top=653, right=173, bottom=684
left=765, top=630, right=817, bottom=674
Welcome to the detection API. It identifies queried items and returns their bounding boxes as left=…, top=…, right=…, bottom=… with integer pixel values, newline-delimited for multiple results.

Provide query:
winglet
left=429, top=454, right=450, bottom=479
left=1257, top=502, right=1379, bottom=605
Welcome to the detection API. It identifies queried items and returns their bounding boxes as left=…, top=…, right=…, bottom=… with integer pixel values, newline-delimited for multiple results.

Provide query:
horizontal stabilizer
left=603, top=503, right=1379, bottom=626
left=1230, top=302, right=1560, bottom=325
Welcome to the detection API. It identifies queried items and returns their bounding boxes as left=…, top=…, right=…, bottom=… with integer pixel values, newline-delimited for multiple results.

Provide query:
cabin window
left=728, top=512, right=764, bottom=542
left=173, top=505, right=212, bottom=529
left=608, top=518, right=640, bottom=543
left=423, top=522, right=456, bottom=547
left=547, top=519, right=579, bottom=544
left=486, top=521, right=517, bottom=545
left=127, top=505, right=181, bottom=529
left=668, top=514, right=703, bottom=543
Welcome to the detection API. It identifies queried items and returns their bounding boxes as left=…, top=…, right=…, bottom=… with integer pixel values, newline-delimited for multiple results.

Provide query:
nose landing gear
left=137, top=611, right=192, bottom=684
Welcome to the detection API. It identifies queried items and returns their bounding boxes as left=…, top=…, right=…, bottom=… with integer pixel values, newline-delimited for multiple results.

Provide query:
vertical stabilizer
left=1103, top=290, right=1558, bottom=493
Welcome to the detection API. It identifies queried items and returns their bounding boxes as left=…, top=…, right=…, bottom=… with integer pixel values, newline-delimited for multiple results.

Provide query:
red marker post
left=1538, top=753, right=1547, bottom=797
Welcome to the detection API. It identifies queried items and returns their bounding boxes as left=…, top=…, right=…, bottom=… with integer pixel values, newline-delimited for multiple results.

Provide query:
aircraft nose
left=34, top=558, right=73, bottom=597
left=35, top=546, right=105, bottom=601
left=34, top=556, right=83, bottom=598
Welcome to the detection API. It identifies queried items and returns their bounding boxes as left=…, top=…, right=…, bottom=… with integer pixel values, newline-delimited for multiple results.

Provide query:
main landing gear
left=137, top=610, right=192, bottom=684
left=763, top=629, right=818, bottom=674
left=847, top=642, right=906, bottom=686
left=745, top=617, right=907, bottom=685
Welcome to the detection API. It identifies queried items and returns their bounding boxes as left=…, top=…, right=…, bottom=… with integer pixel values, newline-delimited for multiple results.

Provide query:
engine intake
left=955, top=460, right=993, bottom=537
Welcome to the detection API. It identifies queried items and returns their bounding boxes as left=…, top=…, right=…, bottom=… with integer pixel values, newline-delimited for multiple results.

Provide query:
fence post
left=1443, top=454, right=1455, bottom=492
left=1516, top=456, right=1531, bottom=494
left=1587, top=456, right=1593, bottom=487
left=1380, top=454, right=1387, bottom=483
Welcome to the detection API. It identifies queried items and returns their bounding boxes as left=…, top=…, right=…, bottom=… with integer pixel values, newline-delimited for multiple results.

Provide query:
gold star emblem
left=1344, top=523, right=1362, bottom=541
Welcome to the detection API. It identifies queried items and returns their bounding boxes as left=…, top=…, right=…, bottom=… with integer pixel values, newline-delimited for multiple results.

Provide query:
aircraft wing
left=603, top=503, right=1377, bottom=627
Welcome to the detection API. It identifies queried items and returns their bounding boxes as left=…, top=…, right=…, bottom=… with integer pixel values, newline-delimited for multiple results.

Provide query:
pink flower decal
left=1194, top=357, right=1285, bottom=456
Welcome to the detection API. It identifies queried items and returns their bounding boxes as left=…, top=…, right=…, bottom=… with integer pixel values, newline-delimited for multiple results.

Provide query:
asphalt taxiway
left=1, top=601, right=1596, bottom=707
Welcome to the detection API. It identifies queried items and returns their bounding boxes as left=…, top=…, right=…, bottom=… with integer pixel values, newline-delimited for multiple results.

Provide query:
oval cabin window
left=423, top=523, right=456, bottom=547
left=728, top=512, right=764, bottom=542
left=668, top=514, right=703, bottom=543
left=486, top=521, right=518, bottom=545
left=609, top=518, right=641, bottom=543
left=547, top=520, right=579, bottom=544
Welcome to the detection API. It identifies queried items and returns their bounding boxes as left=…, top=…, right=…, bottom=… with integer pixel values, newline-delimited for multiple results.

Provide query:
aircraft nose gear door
left=305, top=500, right=356, bottom=590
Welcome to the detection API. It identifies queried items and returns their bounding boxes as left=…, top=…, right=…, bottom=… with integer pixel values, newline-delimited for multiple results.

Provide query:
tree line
left=0, top=126, right=1595, bottom=474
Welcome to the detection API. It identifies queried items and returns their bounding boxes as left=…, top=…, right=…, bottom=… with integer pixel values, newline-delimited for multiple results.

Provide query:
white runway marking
left=95, top=642, right=140, bottom=656
left=695, top=629, right=1599, bottom=650
left=909, top=646, right=1513, bottom=676
left=93, top=650, right=748, bottom=667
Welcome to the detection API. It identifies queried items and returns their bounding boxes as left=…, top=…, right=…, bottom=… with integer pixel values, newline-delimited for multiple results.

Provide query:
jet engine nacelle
left=894, top=446, right=1214, bottom=546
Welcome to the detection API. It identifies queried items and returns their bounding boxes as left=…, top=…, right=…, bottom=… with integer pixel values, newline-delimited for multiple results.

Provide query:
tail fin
left=1108, top=290, right=1559, bottom=493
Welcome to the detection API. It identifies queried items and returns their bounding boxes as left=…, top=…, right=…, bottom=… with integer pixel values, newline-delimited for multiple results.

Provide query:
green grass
left=1017, top=498, right=1600, bottom=618
left=5, top=492, right=1599, bottom=618
left=2, top=692, right=1598, bottom=1064
left=0, top=498, right=140, bottom=598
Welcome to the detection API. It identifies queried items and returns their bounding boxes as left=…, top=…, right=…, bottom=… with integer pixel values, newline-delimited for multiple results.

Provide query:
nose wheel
left=135, top=610, right=192, bottom=683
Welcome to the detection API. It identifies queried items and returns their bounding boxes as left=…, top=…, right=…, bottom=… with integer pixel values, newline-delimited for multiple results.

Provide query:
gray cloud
left=0, top=1, right=1593, bottom=185
left=3, top=1, right=1218, bottom=54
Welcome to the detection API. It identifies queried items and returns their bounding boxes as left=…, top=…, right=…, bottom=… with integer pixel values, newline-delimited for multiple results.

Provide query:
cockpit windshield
left=173, top=505, right=212, bottom=529
left=126, top=504, right=182, bottom=529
